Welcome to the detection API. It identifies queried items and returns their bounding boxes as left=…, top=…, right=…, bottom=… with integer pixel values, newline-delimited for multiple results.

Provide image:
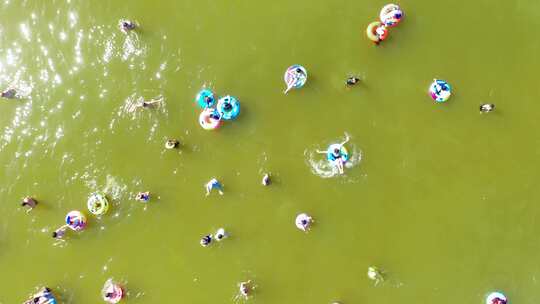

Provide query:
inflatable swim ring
left=196, top=89, right=216, bottom=109
left=66, top=210, right=87, bottom=231
left=326, top=144, right=349, bottom=164
left=87, top=192, right=109, bottom=216
left=366, top=21, right=388, bottom=43
left=295, top=213, right=313, bottom=231
left=284, top=65, right=307, bottom=93
left=380, top=4, right=403, bottom=27
left=217, top=95, right=240, bottom=120
left=486, top=292, right=507, bottom=304
left=429, top=79, right=452, bottom=102
left=199, top=108, right=222, bottom=130
left=27, top=287, right=57, bottom=304
left=102, top=279, right=124, bottom=304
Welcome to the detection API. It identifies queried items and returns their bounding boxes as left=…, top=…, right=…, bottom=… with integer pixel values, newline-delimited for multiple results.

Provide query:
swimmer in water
left=317, top=135, right=350, bottom=174
left=367, top=266, right=384, bottom=285
left=480, top=103, right=495, bottom=113
left=165, top=139, right=180, bottom=149
left=205, top=178, right=224, bottom=196
left=214, top=228, right=227, bottom=241
left=119, top=19, right=136, bottom=33
left=261, top=173, right=271, bottom=186
left=1, top=88, right=17, bottom=99
left=52, top=225, right=69, bottom=240
left=295, top=213, right=313, bottom=232
left=239, top=280, right=252, bottom=298
left=200, top=234, right=212, bottom=247
left=135, top=191, right=150, bottom=202
left=346, top=77, right=360, bottom=86
left=21, top=196, right=38, bottom=210
left=134, top=95, right=163, bottom=109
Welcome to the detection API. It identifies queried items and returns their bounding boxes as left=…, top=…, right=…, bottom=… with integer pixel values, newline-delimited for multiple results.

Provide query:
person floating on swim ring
left=24, top=287, right=56, bottom=304
left=102, top=279, right=124, bottom=304
left=214, top=228, right=228, bottom=241
left=486, top=292, right=507, bottom=304
left=238, top=280, right=253, bottom=298
left=135, top=191, right=150, bottom=203
left=200, top=234, right=212, bottom=247
left=66, top=211, right=87, bottom=231
left=295, top=213, right=313, bottom=232
left=205, top=178, right=224, bottom=196
left=317, top=135, right=350, bottom=174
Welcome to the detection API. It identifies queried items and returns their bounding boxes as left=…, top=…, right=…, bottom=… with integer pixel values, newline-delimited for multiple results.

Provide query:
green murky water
left=1, top=0, right=540, bottom=303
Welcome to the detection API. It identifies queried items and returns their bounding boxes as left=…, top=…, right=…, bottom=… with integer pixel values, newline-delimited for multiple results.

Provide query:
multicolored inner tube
left=486, top=292, right=507, bottom=304
left=199, top=108, right=222, bottom=130
left=196, top=89, right=215, bottom=108
left=326, top=144, right=349, bottom=163
left=366, top=21, right=388, bottom=42
left=29, top=288, right=57, bottom=304
left=102, top=279, right=124, bottom=304
left=429, top=79, right=452, bottom=102
left=65, top=210, right=87, bottom=231
left=217, top=95, right=240, bottom=120
left=284, top=65, right=307, bottom=93
left=87, top=192, right=109, bottom=216
left=380, top=4, right=403, bottom=27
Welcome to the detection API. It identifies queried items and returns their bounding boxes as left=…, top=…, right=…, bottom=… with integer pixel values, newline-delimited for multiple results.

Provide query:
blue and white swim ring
left=326, top=144, right=349, bottom=163
left=429, top=79, right=452, bottom=102
left=196, top=89, right=216, bottom=108
left=217, top=95, right=240, bottom=120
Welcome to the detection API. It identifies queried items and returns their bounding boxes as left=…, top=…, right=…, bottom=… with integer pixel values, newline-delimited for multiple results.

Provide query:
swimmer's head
left=334, top=148, right=340, bottom=154
left=51, top=232, right=58, bottom=238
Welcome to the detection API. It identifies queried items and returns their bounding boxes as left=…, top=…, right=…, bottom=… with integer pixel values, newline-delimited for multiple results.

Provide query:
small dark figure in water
left=135, top=191, right=150, bottom=202
left=204, top=96, right=213, bottom=106
left=200, top=235, right=212, bottom=247
left=52, top=225, right=68, bottom=239
left=223, top=102, right=233, bottom=111
left=261, top=173, right=270, bottom=186
left=21, top=196, right=38, bottom=209
left=1, top=88, right=17, bottom=99
left=480, top=103, right=495, bottom=113
left=165, top=139, right=180, bottom=149
left=346, top=77, right=360, bottom=86
left=120, top=20, right=136, bottom=32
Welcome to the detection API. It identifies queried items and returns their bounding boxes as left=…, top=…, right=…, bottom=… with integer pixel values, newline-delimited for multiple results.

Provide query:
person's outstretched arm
left=340, top=135, right=350, bottom=146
